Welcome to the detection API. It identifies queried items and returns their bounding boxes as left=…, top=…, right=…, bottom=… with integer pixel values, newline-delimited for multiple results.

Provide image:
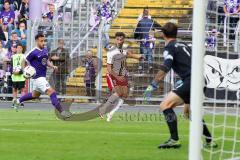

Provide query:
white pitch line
left=0, top=128, right=189, bottom=137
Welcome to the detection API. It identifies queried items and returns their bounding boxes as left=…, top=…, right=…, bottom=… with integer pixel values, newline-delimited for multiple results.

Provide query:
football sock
left=50, top=92, right=63, bottom=113
left=19, top=93, right=34, bottom=103
left=108, top=98, right=124, bottom=117
left=202, top=119, right=212, bottom=143
left=99, top=94, right=119, bottom=114
left=163, top=108, right=179, bottom=141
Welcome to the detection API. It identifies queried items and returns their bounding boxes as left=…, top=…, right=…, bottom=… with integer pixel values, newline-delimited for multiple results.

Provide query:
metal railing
left=0, top=0, right=200, bottom=104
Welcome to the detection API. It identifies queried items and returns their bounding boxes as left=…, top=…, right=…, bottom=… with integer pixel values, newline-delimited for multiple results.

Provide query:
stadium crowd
left=0, top=0, right=60, bottom=101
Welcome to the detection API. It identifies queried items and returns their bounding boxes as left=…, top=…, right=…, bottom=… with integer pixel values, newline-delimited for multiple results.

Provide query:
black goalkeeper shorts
left=12, top=81, right=25, bottom=90
left=173, top=77, right=190, bottom=104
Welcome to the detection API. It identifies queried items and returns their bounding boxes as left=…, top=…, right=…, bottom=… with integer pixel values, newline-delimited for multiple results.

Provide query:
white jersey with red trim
left=107, top=46, right=128, bottom=76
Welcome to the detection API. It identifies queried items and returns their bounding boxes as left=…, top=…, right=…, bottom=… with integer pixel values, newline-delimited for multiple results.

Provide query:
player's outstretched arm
left=127, top=51, right=143, bottom=60
left=143, top=69, right=167, bottom=101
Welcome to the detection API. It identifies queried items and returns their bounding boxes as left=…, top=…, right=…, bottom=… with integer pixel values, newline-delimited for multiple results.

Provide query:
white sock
left=108, top=98, right=124, bottom=117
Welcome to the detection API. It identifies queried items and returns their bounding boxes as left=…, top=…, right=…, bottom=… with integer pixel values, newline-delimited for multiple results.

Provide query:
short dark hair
left=161, top=22, right=178, bottom=38
left=16, top=43, right=23, bottom=48
left=11, top=31, right=17, bottom=35
left=115, top=32, right=125, bottom=38
left=4, top=1, right=9, bottom=4
left=35, top=33, right=45, bottom=40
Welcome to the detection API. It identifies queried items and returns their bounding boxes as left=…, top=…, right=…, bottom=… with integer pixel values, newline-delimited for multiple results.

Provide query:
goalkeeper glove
left=144, top=81, right=158, bottom=101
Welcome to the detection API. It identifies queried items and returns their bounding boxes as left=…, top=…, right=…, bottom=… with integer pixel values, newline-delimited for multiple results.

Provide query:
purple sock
left=50, top=92, right=63, bottom=113
left=19, top=93, right=33, bottom=103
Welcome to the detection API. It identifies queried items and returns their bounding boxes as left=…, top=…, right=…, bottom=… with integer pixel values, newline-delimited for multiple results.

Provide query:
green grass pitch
left=0, top=109, right=239, bottom=160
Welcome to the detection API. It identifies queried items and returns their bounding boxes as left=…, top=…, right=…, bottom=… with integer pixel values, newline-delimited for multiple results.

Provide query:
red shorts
left=106, top=74, right=128, bottom=91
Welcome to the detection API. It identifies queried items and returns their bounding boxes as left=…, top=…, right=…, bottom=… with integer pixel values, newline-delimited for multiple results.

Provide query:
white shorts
left=33, top=77, right=51, bottom=94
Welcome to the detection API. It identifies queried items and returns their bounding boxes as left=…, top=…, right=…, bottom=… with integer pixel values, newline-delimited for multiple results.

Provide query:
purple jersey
left=97, top=2, right=116, bottom=20
left=46, top=12, right=53, bottom=21
left=206, top=35, right=217, bottom=51
left=26, top=47, right=48, bottom=79
left=0, top=10, right=15, bottom=25
left=141, top=35, right=156, bottom=49
left=207, top=35, right=217, bottom=46
left=224, top=0, right=240, bottom=13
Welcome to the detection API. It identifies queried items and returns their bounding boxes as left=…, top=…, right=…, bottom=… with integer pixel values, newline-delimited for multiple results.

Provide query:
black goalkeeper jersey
left=162, top=40, right=191, bottom=80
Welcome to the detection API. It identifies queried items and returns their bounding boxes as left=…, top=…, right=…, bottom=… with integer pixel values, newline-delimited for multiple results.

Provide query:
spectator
left=206, top=29, right=218, bottom=52
left=49, top=39, right=69, bottom=95
left=14, top=0, right=29, bottom=23
left=0, top=0, right=15, bottom=11
left=17, top=0, right=29, bottom=22
left=0, top=64, right=5, bottom=81
left=13, top=0, right=23, bottom=10
left=0, top=41, right=8, bottom=68
left=137, top=7, right=151, bottom=21
left=134, top=8, right=161, bottom=71
left=46, top=3, right=55, bottom=21
left=141, top=30, right=156, bottom=71
left=42, top=0, right=55, bottom=14
left=4, top=43, right=16, bottom=72
left=89, top=6, right=100, bottom=29
left=0, top=64, right=6, bottom=96
left=38, top=14, right=53, bottom=50
left=97, top=0, right=116, bottom=49
left=84, top=50, right=97, bottom=101
left=223, top=0, right=240, bottom=40
left=5, top=31, right=21, bottom=51
left=206, top=0, right=217, bottom=30
left=14, top=21, right=27, bottom=48
left=0, top=1, right=15, bottom=36
left=0, top=25, right=6, bottom=42
left=4, top=43, right=17, bottom=99
left=11, top=43, right=25, bottom=108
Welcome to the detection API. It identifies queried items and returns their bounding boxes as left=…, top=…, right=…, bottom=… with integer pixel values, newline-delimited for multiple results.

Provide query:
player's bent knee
left=46, top=88, right=56, bottom=96
left=160, top=101, right=175, bottom=111
left=32, top=91, right=41, bottom=98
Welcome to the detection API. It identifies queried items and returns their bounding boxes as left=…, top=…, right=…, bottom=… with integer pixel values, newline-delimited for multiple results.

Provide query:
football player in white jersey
left=101, top=32, right=143, bottom=121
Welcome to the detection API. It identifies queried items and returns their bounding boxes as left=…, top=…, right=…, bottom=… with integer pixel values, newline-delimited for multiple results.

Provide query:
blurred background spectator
left=46, top=3, right=56, bottom=21
left=42, top=0, right=55, bottom=14
left=5, top=31, right=21, bottom=51
left=223, top=0, right=240, bottom=40
left=14, top=21, right=27, bottom=49
left=15, top=0, right=29, bottom=23
left=0, top=0, right=15, bottom=11
left=137, top=6, right=151, bottom=21
left=49, top=39, right=69, bottom=95
left=134, top=8, right=161, bottom=72
left=206, top=28, right=218, bottom=52
left=3, top=43, right=17, bottom=99
left=0, top=41, right=8, bottom=68
left=140, top=30, right=156, bottom=72
left=97, top=0, right=116, bottom=49
left=84, top=50, right=97, bottom=101
left=38, top=14, right=53, bottom=50
left=0, top=1, right=15, bottom=36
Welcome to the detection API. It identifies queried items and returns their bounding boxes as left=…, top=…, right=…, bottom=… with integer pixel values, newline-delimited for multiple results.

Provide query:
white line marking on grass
left=0, top=128, right=189, bottom=137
